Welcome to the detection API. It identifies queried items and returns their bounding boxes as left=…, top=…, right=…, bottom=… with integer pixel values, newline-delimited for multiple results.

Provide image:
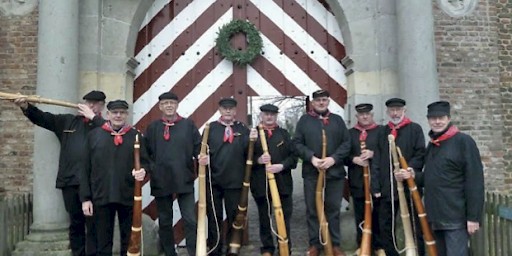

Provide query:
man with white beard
left=371, top=98, right=426, bottom=256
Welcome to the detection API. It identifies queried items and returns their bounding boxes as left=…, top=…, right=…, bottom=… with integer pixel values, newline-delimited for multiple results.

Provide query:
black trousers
left=94, top=203, right=132, bottom=256
left=352, top=196, right=382, bottom=250
left=61, top=186, right=97, bottom=256
left=303, top=177, right=344, bottom=249
left=253, top=193, right=293, bottom=254
left=206, top=184, right=241, bottom=256
left=434, top=228, right=469, bottom=256
left=378, top=199, right=425, bottom=256
left=155, top=193, right=197, bottom=256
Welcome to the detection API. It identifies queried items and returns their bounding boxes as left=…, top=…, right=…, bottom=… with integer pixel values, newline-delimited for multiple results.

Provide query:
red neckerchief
left=218, top=117, right=235, bottom=143
left=260, top=123, right=278, bottom=138
left=430, top=125, right=459, bottom=146
left=387, top=117, right=412, bottom=138
left=162, top=114, right=183, bottom=141
left=308, top=109, right=330, bottom=125
left=353, top=122, right=378, bottom=141
left=101, top=122, right=132, bottom=146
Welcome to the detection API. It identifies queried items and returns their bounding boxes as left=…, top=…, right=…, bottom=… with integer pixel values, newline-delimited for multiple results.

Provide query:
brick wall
left=0, top=10, right=38, bottom=194
left=497, top=0, right=512, bottom=189
left=433, top=0, right=506, bottom=192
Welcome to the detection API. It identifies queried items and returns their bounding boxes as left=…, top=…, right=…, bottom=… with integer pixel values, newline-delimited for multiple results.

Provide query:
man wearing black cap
left=292, top=90, right=351, bottom=256
left=371, top=97, right=426, bottom=256
left=345, top=103, right=385, bottom=256
left=197, top=97, right=257, bottom=255
left=14, top=90, right=106, bottom=256
left=80, top=100, right=149, bottom=256
left=251, top=104, right=298, bottom=256
left=144, top=92, right=201, bottom=256
left=396, top=101, right=484, bottom=256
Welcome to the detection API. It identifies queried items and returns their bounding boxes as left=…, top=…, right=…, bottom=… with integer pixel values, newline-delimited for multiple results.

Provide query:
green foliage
left=215, top=19, right=263, bottom=66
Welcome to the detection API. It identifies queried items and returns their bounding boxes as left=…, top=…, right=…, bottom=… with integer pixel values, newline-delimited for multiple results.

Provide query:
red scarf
left=308, top=109, right=330, bottom=125
left=260, top=123, right=278, bottom=138
left=162, top=114, right=183, bottom=141
left=353, top=122, right=378, bottom=141
left=101, top=122, right=132, bottom=146
left=430, top=125, right=459, bottom=146
left=387, top=117, right=411, bottom=138
left=218, top=117, right=235, bottom=143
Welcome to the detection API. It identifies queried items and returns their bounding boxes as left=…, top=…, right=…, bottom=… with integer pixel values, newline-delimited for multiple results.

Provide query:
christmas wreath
left=215, top=19, right=263, bottom=66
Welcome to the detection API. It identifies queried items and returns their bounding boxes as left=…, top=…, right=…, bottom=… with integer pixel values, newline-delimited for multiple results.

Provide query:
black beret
left=385, top=98, right=406, bottom=107
left=427, top=100, right=450, bottom=118
left=219, top=98, right=237, bottom=107
left=312, top=89, right=330, bottom=99
left=355, top=103, right=373, bottom=113
left=107, top=100, right=129, bottom=110
left=82, top=90, right=106, bottom=101
left=259, top=104, right=279, bottom=113
left=159, top=92, right=179, bottom=101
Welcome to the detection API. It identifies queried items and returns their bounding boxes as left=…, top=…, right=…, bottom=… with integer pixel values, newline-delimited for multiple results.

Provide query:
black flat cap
left=82, top=90, right=106, bottom=101
left=355, top=103, right=373, bottom=113
left=260, top=104, right=279, bottom=113
left=385, top=98, right=406, bottom=107
left=427, top=100, right=450, bottom=118
left=219, top=98, right=237, bottom=107
left=159, top=92, right=179, bottom=101
left=312, top=89, right=330, bottom=99
left=107, top=100, right=129, bottom=110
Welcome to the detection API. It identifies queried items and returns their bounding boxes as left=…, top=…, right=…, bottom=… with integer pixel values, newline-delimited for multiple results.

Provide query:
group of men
left=346, top=98, right=484, bottom=256
left=14, top=88, right=483, bottom=256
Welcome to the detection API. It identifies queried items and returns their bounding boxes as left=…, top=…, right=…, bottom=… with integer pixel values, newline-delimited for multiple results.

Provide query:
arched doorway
left=132, top=0, right=348, bottom=245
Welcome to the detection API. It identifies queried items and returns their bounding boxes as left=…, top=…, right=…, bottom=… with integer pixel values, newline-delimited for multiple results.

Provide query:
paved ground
left=177, top=164, right=360, bottom=255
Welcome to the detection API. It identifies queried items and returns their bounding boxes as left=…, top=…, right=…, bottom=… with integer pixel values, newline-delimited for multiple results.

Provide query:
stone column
left=396, top=0, right=439, bottom=134
left=14, top=1, right=79, bottom=255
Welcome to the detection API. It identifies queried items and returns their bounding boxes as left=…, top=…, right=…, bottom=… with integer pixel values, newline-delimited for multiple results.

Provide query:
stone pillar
left=14, top=1, right=79, bottom=255
left=396, top=0, right=439, bottom=134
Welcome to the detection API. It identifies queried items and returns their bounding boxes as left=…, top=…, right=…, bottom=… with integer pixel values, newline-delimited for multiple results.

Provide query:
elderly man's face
left=159, top=99, right=179, bottom=118
left=355, top=111, right=374, bottom=126
left=219, top=106, right=237, bottom=122
left=260, top=111, right=278, bottom=126
left=387, top=106, right=406, bottom=124
left=107, top=109, right=128, bottom=129
left=311, top=96, right=329, bottom=113
left=428, top=115, right=451, bottom=133
left=84, top=100, right=105, bottom=115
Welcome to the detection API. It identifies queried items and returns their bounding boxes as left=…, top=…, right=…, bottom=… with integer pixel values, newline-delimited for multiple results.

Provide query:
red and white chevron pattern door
left=134, top=0, right=347, bottom=245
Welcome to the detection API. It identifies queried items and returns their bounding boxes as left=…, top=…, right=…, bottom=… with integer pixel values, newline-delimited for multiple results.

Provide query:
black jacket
left=251, top=127, right=298, bottom=198
left=416, top=131, right=484, bottom=230
left=80, top=127, right=150, bottom=206
left=22, top=104, right=105, bottom=188
left=206, top=120, right=250, bottom=189
left=345, top=125, right=382, bottom=198
left=371, top=121, right=425, bottom=199
left=292, top=112, right=351, bottom=179
left=145, top=118, right=201, bottom=196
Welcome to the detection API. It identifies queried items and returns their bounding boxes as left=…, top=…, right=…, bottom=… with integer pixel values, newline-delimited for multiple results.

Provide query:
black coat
left=416, top=132, right=484, bottom=230
left=251, top=127, right=298, bottom=198
left=145, top=118, right=201, bottom=196
left=22, top=104, right=105, bottom=188
left=206, top=120, right=250, bottom=189
left=345, top=125, right=382, bottom=198
left=80, top=127, right=150, bottom=206
left=371, top=121, right=425, bottom=199
left=292, top=112, right=351, bottom=179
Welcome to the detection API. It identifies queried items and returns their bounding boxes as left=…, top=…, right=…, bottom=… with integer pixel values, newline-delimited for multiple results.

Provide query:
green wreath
left=215, top=19, right=263, bottom=66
